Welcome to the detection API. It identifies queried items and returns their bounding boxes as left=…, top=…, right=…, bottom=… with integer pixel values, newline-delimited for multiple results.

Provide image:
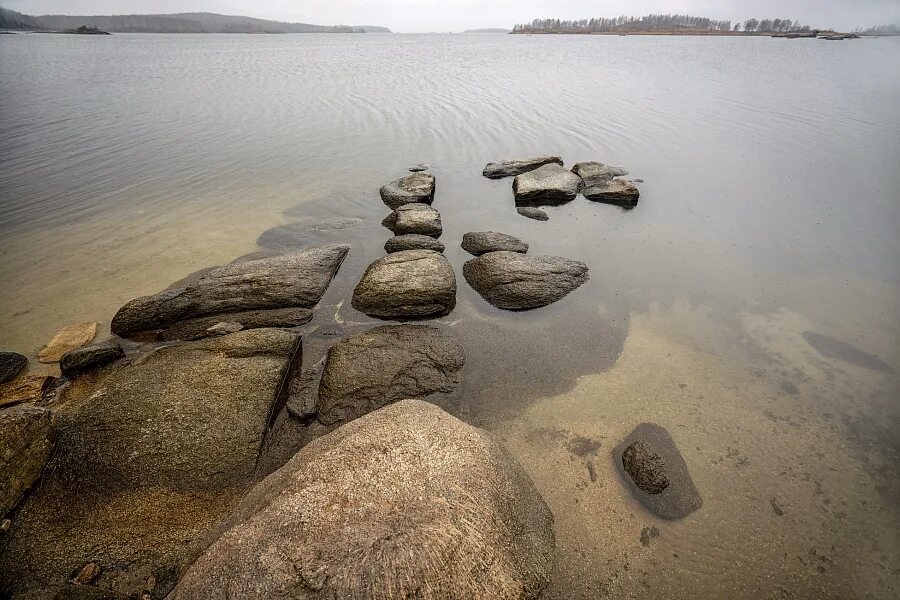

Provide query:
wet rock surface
left=37, top=322, right=98, bottom=363
left=380, top=172, right=436, bottom=209
left=614, top=423, right=702, bottom=519
left=111, top=245, right=348, bottom=338
left=317, top=325, right=465, bottom=425
left=384, top=233, right=445, bottom=253
left=570, top=161, right=629, bottom=186
left=0, top=375, right=55, bottom=408
left=513, top=163, right=583, bottom=202
left=158, top=307, right=314, bottom=342
left=463, top=251, right=590, bottom=311
left=462, top=231, right=529, bottom=256
left=0, top=352, right=27, bottom=384
left=352, top=250, right=456, bottom=319
left=483, top=155, right=563, bottom=179
left=583, top=179, right=640, bottom=207
left=285, top=367, right=321, bottom=422
left=381, top=203, right=442, bottom=237
left=517, top=206, right=549, bottom=221
left=0, top=404, right=53, bottom=518
left=168, top=400, right=555, bottom=600
left=59, top=341, right=124, bottom=378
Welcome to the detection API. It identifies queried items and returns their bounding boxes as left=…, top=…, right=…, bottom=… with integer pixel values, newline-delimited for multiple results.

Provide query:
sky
left=3, top=0, right=898, bottom=32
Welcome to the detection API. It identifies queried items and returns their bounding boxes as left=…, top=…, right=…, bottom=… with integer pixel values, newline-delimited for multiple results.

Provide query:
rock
left=379, top=173, right=436, bottom=210
left=167, top=400, right=554, bottom=600
left=111, top=245, right=348, bottom=338
left=384, top=234, right=445, bottom=254
left=517, top=206, right=549, bottom=221
left=73, top=562, right=102, bottom=585
left=462, top=231, right=529, bottom=256
left=206, top=322, right=244, bottom=336
left=512, top=163, right=583, bottom=202
left=1, top=404, right=53, bottom=517
left=0, top=352, right=27, bottom=384
left=285, top=368, right=321, bottom=422
left=613, top=423, right=702, bottom=519
left=352, top=251, right=456, bottom=319
left=381, top=203, right=442, bottom=237
left=59, top=342, right=124, bottom=378
left=159, top=307, right=314, bottom=342
left=37, top=322, right=98, bottom=363
left=483, top=156, right=563, bottom=179
left=570, top=161, right=629, bottom=186
left=317, top=325, right=465, bottom=425
left=582, top=179, right=640, bottom=208
left=463, top=251, right=589, bottom=311
left=0, top=375, right=55, bottom=408
left=256, top=218, right=362, bottom=250
left=409, top=164, right=429, bottom=172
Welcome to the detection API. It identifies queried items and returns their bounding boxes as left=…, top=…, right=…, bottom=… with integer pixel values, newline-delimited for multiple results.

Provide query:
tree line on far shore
left=511, top=14, right=816, bottom=34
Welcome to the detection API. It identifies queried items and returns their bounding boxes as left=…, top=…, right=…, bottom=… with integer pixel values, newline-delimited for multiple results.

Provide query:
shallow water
left=1, top=32, right=899, bottom=597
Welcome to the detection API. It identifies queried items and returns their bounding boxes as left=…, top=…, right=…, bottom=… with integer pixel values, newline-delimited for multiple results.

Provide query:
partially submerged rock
left=384, top=233, right=445, bottom=254
left=168, top=400, right=554, bottom=600
left=582, top=179, right=640, bottom=208
left=0, top=352, right=27, bottom=384
left=483, top=156, right=563, bottom=179
left=613, top=423, right=702, bottom=519
left=317, top=325, right=465, bottom=425
left=570, top=161, right=629, bottom=186
left=1, top=405, right=53, bottom=518
left=380, top=172, right=436, bottom=209
left=59, top=341, right=124, bottom=378
left=159, top=307, right=314, bottom=342
left=517, top=206, right=549, bottom=221
left=256, top=218, right=362, bottom=250
left=381, top=203, right=442, bottom=237
left=463, top=251, right=589, bottom=311
left=111, top=245, right=348, bottom=338
left=513, top=163, right=583, bottom=203
left=37, top=322, right=98, bottom=363
left=0, top=375, right=55, bottom=408
left=352, top=250, right=456, bottom=319
left=462, top=231, right=529, bottom=256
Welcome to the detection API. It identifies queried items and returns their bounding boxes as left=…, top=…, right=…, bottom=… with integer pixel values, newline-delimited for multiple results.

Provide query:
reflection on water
left=1, top=32, right=899, bottom=598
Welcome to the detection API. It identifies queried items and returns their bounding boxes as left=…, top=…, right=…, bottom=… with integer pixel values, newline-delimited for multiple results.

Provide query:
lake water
left=1, top=32, right=899, bottom=598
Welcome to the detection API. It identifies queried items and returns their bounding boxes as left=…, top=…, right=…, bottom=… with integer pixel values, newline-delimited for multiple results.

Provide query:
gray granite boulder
left=0, top=352, right=27, bottom=384
left=381, top=203, right=442, bottom=237
left=380, top=173, right=436, bottom=210
left=1, top=405, right=53, bottom=518
left=513, top=163, right=583, bottom=202
left=317, top=325, right=465, bottom=425
left=517, top=206, right=549, bottom=221
left=463, top=251, right=589, bottom=310
left=352, top=250, right=456, bottom=319
left=570, top=161, right=629, bottom=186
left=384, top=234, right=445, bottom=254
left=583, top=179, right=640, bottom=208
left=483, top=156, right=563, bottom=179
left=111, top=245, right=348, bottom=338
left=168, top=400, right=554, bottom=600
left=59, top=341, right=124, bottom=378
left=462, top=231, right=529, bottom=256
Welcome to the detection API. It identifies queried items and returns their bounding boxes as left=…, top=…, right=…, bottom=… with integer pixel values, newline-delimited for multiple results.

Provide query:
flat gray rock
left=59, top=341, right=124, bottom=378
left=1, top=404, right=53, bottom=518
left=158, top=307, right=314, bottom=342
left=317, top=325, right=465, bottom=425
left=381, top=203, right=442, bottom=237
left=384, top=234, right=445, bottom=254
left=582, top=179, right=640, bottom=207
left=517, top=206, right=549, bottom=221
left=111, top=245, right=348, bottom=338
left=380, top=172, right=436, bottom=209
left=513, top=163, right=583, bottom=202
left=462, top=231, right=529, bottom=256
left=0, top=352, right=27, bottom=384
left=571, top=161, right=629, bottom=186
left=483, top=155, right=563, bottom=179
left=463, top=251, right=589, bottom=310
left=168, top=400, right=554, bottom=600
left=352, top=250, right=456, bottom=319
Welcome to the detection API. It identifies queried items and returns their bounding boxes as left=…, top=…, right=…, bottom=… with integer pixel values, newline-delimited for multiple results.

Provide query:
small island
left=59, top=25, right=110, bottom=35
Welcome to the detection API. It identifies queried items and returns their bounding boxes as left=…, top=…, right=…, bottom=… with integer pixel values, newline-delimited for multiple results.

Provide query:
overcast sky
left=4, top=0, right=898, bottom=32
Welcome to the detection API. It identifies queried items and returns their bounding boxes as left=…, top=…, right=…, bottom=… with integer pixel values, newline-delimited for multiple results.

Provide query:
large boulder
left=1, top=405, right=53, bottom=518
left=512, top=163, right=583, bottom=202
left=352, top=250, right=456, bottom=319
left=462, top=231, right=529, bottom=256
left=36, top=322, right=98, bottom=363
left=463, top=251, right=589, bottom=310
left=382, top=203, right=442, bottom=237
left=59, top=341, right=124, bottom=378
left=111, top=245, right=349, bottom=338
left=570, top=161, right=629, bottom=186
left=380, top=173, right=436, bottom=210
left=483, top=156, right=563, bottom=179
left=0, top=352, right=27, bottom=384
left=317, top=325, right=465, bottom=425
left=167, top=400, right=555, bottom=600
left=384, top=234, right=445, bottom=254
left=582, top=179, right=640, bottom=208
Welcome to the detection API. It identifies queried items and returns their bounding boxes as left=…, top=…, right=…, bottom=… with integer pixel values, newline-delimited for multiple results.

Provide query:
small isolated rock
left=614, top=423, right=702, bottom=519
left=571, top=161, right=629, bottom=186
left=352, top=250, right=456, bottom=319
left=73, top=562, right=101, bottom=585
left=517, top=206, right=549, bottom=221
left=462, top=231, right=529, bottom=256
left=409, top=164, right=429, bottom=172
left=206, top=322, right=244, bottom=336
left=380, top=173, right=436, bottom=209
left=60, top=341, right=125, bottom=378
left=382, top=203, right=442, bottom=237
left=582, top=179, right=640, bottom=208
left=463, top=251, right=589, bottom=311
left=0, top=375, right=55, bottom=408
left=37, top=322, right=98, bottom=363
left=513, top=163, right=583, bottom=202
left=1, top=404, right=53, bottom=517
left=384, top=234, right=445, bottom=254
left=0, top=352, right=27, bottom=384
left=483, top=156, right=563, bottom=179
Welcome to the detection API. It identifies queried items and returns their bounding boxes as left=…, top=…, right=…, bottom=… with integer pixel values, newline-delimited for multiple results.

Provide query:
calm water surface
left=1, top=33, right=899, bottom=598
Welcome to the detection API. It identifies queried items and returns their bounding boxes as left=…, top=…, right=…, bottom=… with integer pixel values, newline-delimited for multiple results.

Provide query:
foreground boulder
left=512, top=163, right=583, bottom=202
left=380, top=173, right=436, bottom=209
left=111, top=245, right=348, bottom=338
left=462, top=231, right=529, bottom=256
left=352, top=250, right=456, bottom=319
left=317, top=325, right=465, bottom=425
left=384, top=234, right=445, bottom=254
left=1, top=405, right=53, bottom=518
left=463, top=251, right=589, bottom=310
left=0, top=352, right=27, bottom=384
left=483, top=156, right=563, bottom=179
left=517, top=206, right=549, bottom=221
left=583, top=179, right=640, bottom=208
left=613, top=423, right=702, bottom=519
left=382, top=203, right=442, bottom=237
left=59, top=341, right=124, bottom=378
left=36, top=322, right=98, bottom=363
left=570, top=161, right=629, bottom=186
left=168, top=400, right=555, bottom=600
